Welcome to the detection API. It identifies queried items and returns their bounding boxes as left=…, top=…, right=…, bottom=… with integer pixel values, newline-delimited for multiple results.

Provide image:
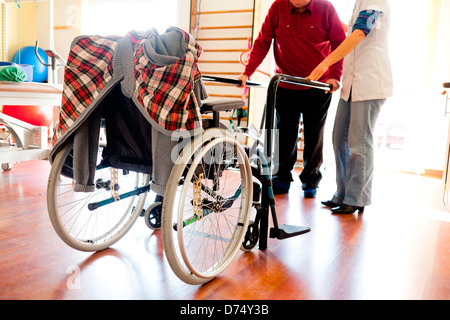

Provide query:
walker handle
left=202, top=74, right=332, bottom=91
left=202, top=75, right=265, bottom=87
left=277, top=74, right=332, bottom=91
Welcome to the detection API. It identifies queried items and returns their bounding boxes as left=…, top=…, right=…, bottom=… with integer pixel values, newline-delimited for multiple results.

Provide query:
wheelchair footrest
left=270, top=225, right=311, bottom=240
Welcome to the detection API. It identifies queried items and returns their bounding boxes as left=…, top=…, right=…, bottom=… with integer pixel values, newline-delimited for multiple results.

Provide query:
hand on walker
left=326, top=79, right=340, bottom=93
left=306, top=61, right=329, bottom=82
left=307, top=62, right=339, bottom=93
left=236, top=74, right=248, bottom=88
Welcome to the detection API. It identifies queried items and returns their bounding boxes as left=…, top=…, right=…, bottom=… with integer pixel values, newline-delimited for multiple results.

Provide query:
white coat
left=340, top=0, right=393, bottom=102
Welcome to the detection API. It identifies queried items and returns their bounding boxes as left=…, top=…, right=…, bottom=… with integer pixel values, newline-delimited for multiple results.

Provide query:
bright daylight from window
left=81, top=0, right=178, bottom=36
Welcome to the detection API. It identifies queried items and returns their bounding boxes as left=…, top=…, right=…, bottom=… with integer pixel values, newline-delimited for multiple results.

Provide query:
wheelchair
left=46, top=30, right=331, bottom=284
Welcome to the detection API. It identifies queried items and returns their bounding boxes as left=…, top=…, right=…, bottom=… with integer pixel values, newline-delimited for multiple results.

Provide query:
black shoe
left=303, top=188, right=317, bottom=198
left=331, top=204, right=364, bottom=214
left=272, top=178, right=291, bottom=195
left=321, top=200, right=339, bottom=207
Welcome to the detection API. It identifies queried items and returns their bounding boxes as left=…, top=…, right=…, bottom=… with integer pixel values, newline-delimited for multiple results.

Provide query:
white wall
left=176, top=0, right=191, bottom=31
left=33, top=0, right=189, bottom=84
left=247, top=0, right=273, bottom=130
left=34, top=0, right=80, bottom=83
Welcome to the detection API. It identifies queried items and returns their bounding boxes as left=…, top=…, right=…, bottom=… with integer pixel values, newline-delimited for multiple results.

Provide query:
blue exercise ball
left=12, top=46, right=48, bottom=82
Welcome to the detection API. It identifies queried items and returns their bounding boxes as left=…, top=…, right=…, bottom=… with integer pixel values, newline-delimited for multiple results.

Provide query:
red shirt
left=244, top=0, right=346, bottom=89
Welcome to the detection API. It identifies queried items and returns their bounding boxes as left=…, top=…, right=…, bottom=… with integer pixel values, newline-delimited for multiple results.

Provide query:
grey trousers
left=331, top=98, right=385, bottom=207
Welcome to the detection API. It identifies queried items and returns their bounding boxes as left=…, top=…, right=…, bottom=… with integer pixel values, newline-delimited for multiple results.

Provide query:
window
left=327, top=0, right=450, bottom=173
left=81, top=0, right=178, bottom=36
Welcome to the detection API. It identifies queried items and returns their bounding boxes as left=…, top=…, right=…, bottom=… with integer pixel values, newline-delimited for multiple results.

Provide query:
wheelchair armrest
left=201, top=99, right=245, bottom=114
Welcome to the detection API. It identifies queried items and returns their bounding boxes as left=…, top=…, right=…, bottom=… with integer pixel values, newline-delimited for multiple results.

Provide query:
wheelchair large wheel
left=47, top=142, right=150, bottom=252
left=162, top=128, right=252, bottom=284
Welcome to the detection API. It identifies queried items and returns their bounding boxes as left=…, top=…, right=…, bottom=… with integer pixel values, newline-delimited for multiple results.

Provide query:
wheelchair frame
left=227, top=73, right=331, bottom=250
left=46, top=73, right=331, bottom=284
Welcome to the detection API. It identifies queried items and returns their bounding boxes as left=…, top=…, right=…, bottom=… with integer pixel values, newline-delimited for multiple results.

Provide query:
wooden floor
left=0, top=159, right=449, bottom=300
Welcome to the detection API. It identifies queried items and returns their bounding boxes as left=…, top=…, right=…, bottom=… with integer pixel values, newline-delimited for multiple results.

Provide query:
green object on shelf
left=0, top=66, right=27, bottom=82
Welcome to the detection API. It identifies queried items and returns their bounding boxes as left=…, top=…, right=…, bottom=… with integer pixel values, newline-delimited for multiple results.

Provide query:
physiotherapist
left=308, top=0, right=393, bottom=214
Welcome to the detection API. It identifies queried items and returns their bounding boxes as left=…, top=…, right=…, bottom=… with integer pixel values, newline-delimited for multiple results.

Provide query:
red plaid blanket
left=131, top=30, right=203, bottom=132
left=54, top=28, right=203, bottom=144
left=54, top=35, right=120, bottom=143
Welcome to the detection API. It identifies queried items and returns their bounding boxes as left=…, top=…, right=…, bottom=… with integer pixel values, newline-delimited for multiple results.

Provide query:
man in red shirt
left=238, top=0, right=346, bottom=197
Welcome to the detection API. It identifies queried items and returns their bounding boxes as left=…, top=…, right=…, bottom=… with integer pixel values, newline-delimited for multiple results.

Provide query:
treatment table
left=0, top=81, right=62, bottom=170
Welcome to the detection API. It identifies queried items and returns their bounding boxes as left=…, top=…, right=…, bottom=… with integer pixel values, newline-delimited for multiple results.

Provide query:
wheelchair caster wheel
left=241, top=220, right=259, bottom=252
left=144, top=202, right=162, bottom=230
left=1, top=163, right=12, bottom=171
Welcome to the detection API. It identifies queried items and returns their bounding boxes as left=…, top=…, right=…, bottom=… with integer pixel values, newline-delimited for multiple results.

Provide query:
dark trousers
left=273, top=87, right=332, bottom=189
